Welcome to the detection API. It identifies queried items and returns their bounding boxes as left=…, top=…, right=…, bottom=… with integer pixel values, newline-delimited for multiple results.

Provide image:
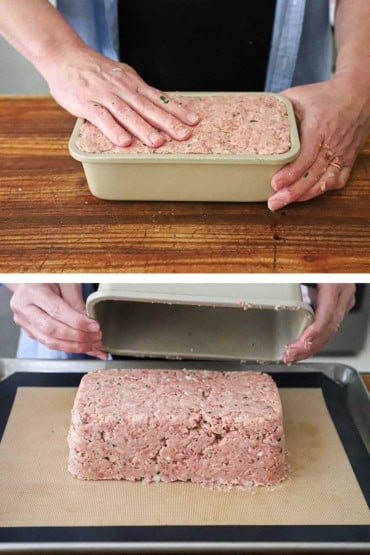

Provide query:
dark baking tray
left=0, top=359, right=369, bottom=553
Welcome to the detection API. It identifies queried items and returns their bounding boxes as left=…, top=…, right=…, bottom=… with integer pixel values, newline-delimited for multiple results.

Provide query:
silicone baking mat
left=0, top=371, right=369, bottom=546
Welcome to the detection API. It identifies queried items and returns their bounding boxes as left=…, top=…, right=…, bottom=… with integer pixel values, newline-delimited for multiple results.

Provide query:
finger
left=124, top=66, right=200, bottom=126
left=271, top=115, right=323, bottom=190
left=282, top=320, right=318, bottom=363
left=19, top=317, right=103, bottom=354
left=295, top=161, right=352, bottom=202
left=295, top=163, right=342, bottom=202
left=19, top=304, right=102, bottom=345
left=104, top=95, right=164, bottom=147
left=87, top=350, right=109, bottom=360
left=336, top=165, right=353, bottom=189
left=118, top=90, right=193, bottom=142
left=84, top=102, right=133, bottom=147
left=139, top=85, right=200, bottom=126
left=59, top=284, right=87, bottom=314
left=32, top=331, right=103, bottom=354
left=268, top=145, right=331, bottom=211
left=34, top=288, right=100, bottom=333
left=337, top=284, right=356, bottom=314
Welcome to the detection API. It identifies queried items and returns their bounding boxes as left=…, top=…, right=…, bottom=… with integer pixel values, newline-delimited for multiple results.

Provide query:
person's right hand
left=45, top=46, right=199, bottom=148
left=7, top=284, right=107, bottom=359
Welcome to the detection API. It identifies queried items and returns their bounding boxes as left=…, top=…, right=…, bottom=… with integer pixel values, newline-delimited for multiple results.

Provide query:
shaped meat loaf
left=76, top=94, right=291, bottom=156
left=68, top=369, right=286, bottom=488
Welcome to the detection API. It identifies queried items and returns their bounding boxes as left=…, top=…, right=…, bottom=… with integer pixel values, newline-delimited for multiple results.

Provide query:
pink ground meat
left=76, top=94, right=291, bottom=156
left=68, top=369, right=286, bottom=488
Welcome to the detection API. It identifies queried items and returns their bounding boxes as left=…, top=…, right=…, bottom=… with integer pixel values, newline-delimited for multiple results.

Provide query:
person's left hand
left=268, top=76, right=370, bottom=211
left=283, top=284, right=356, bottom=363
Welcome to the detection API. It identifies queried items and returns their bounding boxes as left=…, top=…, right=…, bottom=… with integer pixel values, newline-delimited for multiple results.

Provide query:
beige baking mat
left=0, top=387, right=369, bottom=527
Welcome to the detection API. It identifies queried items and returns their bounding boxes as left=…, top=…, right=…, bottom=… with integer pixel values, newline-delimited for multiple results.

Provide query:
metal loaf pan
left=69, top=92, right=300, bottom=201
left=85, top=284, right=313, bottom=361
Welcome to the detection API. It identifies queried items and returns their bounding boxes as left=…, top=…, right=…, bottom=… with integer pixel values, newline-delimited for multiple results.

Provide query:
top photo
left=0, top=0, right=369, bottom=273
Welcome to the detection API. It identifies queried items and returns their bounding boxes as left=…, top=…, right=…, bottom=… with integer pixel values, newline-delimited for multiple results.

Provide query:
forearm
left=0, top=0, right=87, bottom=76
left=334, top=0, right=370, bottom=88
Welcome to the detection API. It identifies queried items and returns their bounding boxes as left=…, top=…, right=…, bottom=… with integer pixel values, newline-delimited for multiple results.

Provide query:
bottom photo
left=0, top=282, right=369, bottom=553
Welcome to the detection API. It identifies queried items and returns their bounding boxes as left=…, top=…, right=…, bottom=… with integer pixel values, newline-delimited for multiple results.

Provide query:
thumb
left=272, top=88, right=322, bottom=190
left=59, top=284, right=86, bottom=314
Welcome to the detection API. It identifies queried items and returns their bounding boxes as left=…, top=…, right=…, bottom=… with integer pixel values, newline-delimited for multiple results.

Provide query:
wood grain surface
left=1, top=96, right=370, bottom=273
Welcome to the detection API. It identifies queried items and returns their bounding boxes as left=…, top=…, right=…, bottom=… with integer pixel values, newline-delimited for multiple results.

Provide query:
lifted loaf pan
left=86, top=284, right=313, bottom=361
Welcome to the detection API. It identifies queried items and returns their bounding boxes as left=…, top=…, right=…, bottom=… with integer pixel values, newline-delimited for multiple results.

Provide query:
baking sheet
left=0, top=361, right=370, bottom=552
left=0, top=385, right=369, bottom=528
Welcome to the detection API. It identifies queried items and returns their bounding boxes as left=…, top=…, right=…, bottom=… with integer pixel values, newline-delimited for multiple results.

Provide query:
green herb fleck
left=249, top=119, right=258, bottom=123
left=303, top=171, right=309, bottom=178
left=152, top=149, right=158, bottom=154
left=112, top=443, right=117, bottom=448
left=159, top=95, right=169, bottom=104
left=103, top=456, right=110, bottom=461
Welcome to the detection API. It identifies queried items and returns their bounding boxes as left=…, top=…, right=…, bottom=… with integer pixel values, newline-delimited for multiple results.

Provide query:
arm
left=0, top=0, right=85, bottom=74
left=269, top=1, right=370, bottom=210
left=0, top=0, right=198, bottom=146
left=5, top=283, right=107, bottom=359
left=334, top=0, right=370, bottom=88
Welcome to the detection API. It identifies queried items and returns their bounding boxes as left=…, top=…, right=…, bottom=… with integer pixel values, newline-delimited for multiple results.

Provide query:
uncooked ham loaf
left=76, top=94, right=291, bottom=156
left=68, top=369, right=286, bottom=488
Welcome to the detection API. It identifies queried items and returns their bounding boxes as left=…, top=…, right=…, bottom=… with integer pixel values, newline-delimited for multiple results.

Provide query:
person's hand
left=7, top=284, right=107, bottom=359
left=268, top=76, right=370, bottom=210
left=44, top=46, right=199, bottom=148
left=283, top=284, right=356, bottom=363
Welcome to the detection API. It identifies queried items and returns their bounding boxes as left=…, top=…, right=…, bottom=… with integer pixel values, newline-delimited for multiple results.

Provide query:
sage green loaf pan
left=69, top=93, right=300, bottom=202
left=86, top=284, right=313, bottom=361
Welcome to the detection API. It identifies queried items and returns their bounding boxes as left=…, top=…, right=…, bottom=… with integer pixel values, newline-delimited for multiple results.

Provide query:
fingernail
left=119, top=135, right=131, bottom=146
left=149, top=132, right=162, bottom=146
left=268, top=197, right=284, bottom=212
left=268, top=190, right=290, bottom=211
left=186, top=112, right=199, bottom=124
left=177, top=126, right=191, bottom=139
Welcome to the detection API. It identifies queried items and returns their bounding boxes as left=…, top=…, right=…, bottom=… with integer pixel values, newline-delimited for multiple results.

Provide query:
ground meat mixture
left=68, top=369, right=286, bottom=488
left=76, top=95, right=291, bottom=156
